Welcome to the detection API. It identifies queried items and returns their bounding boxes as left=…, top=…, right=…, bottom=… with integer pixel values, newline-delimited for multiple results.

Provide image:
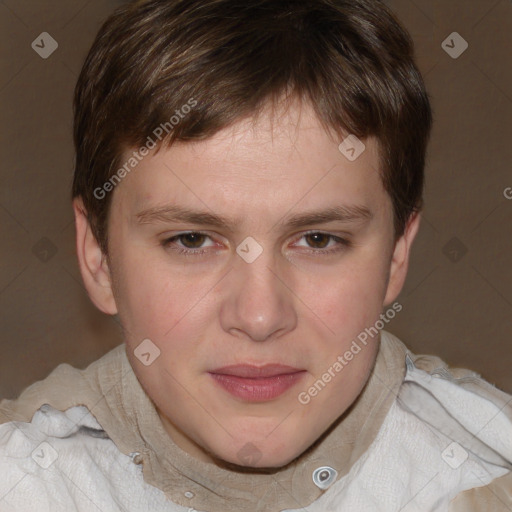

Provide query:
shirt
left=0, top=330, right=511, bottom=511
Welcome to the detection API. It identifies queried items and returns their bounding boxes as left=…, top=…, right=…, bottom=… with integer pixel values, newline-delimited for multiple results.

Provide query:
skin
left=73, top=98, right=420, bottom=469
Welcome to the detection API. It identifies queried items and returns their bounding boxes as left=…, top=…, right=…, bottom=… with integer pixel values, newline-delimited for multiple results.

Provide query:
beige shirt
left=0, top=330, right=510, bottom=511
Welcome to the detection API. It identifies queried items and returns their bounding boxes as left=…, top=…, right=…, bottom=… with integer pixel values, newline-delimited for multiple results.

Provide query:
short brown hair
left=72, top=0, right=432, bottom=256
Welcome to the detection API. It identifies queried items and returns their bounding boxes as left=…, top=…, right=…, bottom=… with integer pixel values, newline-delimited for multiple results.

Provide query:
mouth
left=208, top=364, right=306, bottom=402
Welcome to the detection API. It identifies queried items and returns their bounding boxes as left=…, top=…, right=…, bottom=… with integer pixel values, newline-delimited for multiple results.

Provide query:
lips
left=208, top=364, right=306, bottom=402
left=210, top=364, right=303, bottom=378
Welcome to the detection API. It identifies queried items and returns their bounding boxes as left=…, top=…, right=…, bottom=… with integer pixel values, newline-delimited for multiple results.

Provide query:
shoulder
left=449, top=471, right=512, bottom=511
left=0, top=348, right=179, bottom=511
left=0, top=404, right=171, bottom=512
left=386, top=331, right=512, bottom=510
left=0, top=344, right=126, bottom=426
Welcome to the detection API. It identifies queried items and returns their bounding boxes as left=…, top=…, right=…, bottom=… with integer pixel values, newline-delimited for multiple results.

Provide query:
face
left=75, top=99, right=419, bottom=468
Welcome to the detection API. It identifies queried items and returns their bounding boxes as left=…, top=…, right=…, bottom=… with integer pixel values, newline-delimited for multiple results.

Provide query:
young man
left=1, top=0, right=511, bottom=510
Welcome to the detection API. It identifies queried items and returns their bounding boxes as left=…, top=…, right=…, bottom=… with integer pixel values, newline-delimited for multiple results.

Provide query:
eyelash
left=161, top=231, right=352, bottom=257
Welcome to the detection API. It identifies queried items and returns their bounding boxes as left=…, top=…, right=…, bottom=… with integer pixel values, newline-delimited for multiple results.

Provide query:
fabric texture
left=0, top=330, right=510, bottom=511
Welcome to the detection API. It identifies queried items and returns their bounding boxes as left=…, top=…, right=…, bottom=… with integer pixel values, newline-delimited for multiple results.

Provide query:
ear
left=73, top=197, right=118, bottom=315
left=383, top=211, right=421, bottom=306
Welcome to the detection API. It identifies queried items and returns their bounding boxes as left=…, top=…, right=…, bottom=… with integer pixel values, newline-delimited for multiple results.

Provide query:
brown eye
left=161, top=232, right=215, bottom=255
left=304, top=233, right=331, bottom=249
left=178, top=233, right=207, bottom=248
left=294, top=231, right=352, bottom=255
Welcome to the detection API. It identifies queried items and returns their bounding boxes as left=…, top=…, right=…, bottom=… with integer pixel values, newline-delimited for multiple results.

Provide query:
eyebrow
left=134, top=203, right=373, bottom=232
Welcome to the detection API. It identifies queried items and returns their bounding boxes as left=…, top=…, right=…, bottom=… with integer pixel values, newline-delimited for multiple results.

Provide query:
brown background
left=1, top=0, right=511, bottom=399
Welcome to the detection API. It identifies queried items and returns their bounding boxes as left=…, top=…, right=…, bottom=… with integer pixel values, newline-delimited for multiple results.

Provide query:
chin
left=217, top=452, right=298, bottom=470
left=210, top=437, right=302, bottom=470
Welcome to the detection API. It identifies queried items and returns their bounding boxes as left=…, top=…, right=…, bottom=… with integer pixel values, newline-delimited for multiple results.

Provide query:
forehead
left=112, top=100, right=389, bottom=222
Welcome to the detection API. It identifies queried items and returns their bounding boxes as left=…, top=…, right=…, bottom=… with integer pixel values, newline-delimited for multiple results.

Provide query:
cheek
left=303, top=250, right=390, bottom=337
left=112, top=249, right=217, bottom=352
left=110, top=249, right=179, bottom=337
left=300, top=262, right=386, bottom=405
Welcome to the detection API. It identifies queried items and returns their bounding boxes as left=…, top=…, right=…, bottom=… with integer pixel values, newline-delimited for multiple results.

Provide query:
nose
left=219, top=248, right=297, bottom=342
